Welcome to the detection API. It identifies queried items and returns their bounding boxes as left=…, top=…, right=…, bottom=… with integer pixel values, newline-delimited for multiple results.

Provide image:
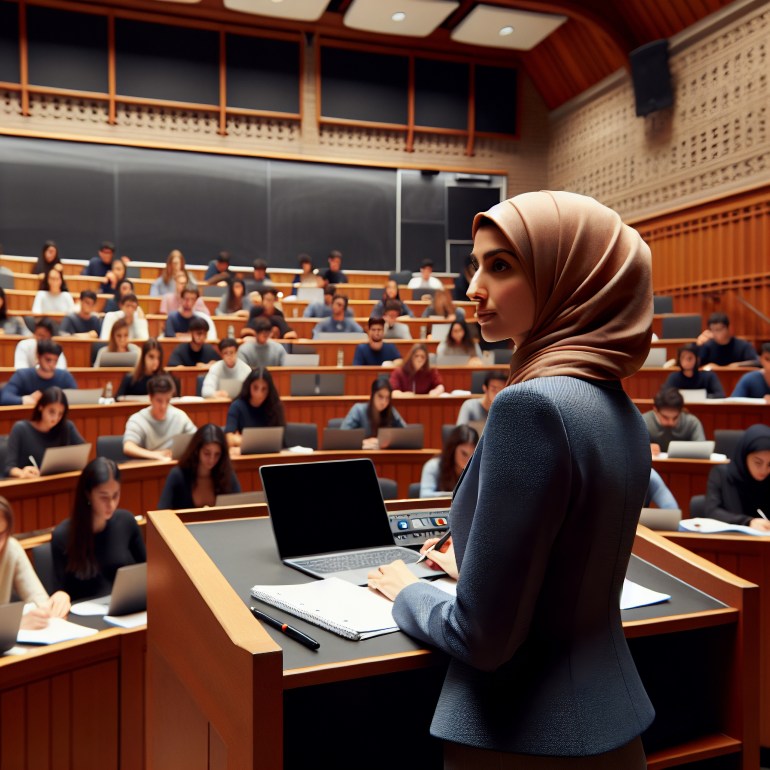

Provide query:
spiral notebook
left=250, top=577, right=400, bottom=641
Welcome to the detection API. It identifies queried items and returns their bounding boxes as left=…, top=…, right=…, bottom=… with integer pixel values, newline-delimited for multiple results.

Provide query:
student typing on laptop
left=0, top=497, right=71, bottom=629
left=201, top=338, right=251, bottom=398
left=368, top=192, right=655, bottom=768
left=661, top=343, right=725, bottom=398
left=642, top=386, right=706, bottom=456
left=224, top=369, right=286, bottom=450
left=116, top=338, right=168, bottom=399
left=4, top=387, right=85, bottom=478
left=340, top=379, right=406, bottom=449
left=419, top=425, right=478, bottom=498
left=51, top=458, right=145, bottom=601
left=123, top=374, right=196, bottom=461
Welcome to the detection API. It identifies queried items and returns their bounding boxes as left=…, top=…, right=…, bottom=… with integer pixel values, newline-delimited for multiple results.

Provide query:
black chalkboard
left=475, top=65, right=518, bottom=135
left=226, top=34, right=300, bottom=114
left=320, top=47, right=408, bottom=125
left=27, top=6, right=108, bottom=92
left=447, top=186, right=502, bottom=241
left=115, top=19, right=219, bottom=105
left=269, top=161, right=396, bottom=270
left=414, top=58, right=468, bottom=130
left=401, top=222, right=446, bottom=271
left=0, top=1, right=19, bottom=84
left=400, top=170, right=446, bottom=222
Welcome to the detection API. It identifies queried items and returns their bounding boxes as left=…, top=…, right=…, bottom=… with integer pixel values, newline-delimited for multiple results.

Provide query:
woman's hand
left=45, top=591, right=71, bottom=618
left=367, top=560, right=419, bottom=601
left=362, top=437, right=379, bottom=450
left=749, top=518, right=770, bottom=532
left=420, top=537, right=458, bottom=579
left=20, top=606, right=50, bottom=630
left=18, top=466, right=41, bottom=478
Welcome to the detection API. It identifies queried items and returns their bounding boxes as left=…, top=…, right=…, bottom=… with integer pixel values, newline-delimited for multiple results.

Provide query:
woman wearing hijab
left=368, top=191, right=655, bottom=768
left=705, top=424, right=770, bottom=529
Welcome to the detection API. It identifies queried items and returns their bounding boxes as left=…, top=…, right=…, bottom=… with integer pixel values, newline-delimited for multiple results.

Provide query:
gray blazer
left=393, top=376, right=655, bottom=756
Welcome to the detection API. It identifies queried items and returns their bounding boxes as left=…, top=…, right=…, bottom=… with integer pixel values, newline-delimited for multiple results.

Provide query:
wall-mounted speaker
left=629, top=39, right=673, bottom=117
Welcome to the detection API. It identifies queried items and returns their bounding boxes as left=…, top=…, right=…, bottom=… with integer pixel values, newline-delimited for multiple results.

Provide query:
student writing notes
left=369, top=192, right=654, bottom=768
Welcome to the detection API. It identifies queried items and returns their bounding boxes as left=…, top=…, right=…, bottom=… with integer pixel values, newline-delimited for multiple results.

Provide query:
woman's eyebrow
left=471, top=248, right=517, bottom=261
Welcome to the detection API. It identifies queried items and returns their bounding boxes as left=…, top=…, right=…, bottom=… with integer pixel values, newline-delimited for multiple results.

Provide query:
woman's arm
left=5, top=424, right=39, bottom=478
left=340, top=404, right=365, bottom=430
left=31, top=293, right=44, bottom=314
left=418, top=457, right=444, bottom=498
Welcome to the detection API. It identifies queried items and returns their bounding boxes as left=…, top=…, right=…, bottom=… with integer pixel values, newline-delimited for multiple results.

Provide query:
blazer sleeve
left=704, top=465, right=751, bottom=525
left=393, top=388, right=572, bottom=672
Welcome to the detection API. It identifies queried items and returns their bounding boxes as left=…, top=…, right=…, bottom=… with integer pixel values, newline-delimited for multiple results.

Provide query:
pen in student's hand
left=757, top=509, right=768, bottom=521
left=416, top=529, right=452, bottom=564
left=250, top=607, right=320, bottom=651
left=28, top=456, right=38, bottom=470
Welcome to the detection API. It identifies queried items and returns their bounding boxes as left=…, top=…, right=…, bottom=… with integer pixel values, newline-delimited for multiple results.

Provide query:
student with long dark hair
left=31, top=267, right=75, bottom=315
left=390, top=343, right=445, bottom=396
left=32, top=240, right=62, bottom=278
left=372, top=279, right=414, bottom=318
left=0, top=286, right=31, bottom=336
left=419, top=425, right=479, bottom=498
left=157, top=424, right=240, bottom=509
left=94, top=317, right=140, bottom=367
left=216, top=278, right=252, bottom=317
left=116, top=338, right=166, bottom=398
left=51, top=458, right=145, bottom=601
left=436, top=319, right=483, bottom=363
left=341, top=378, right=406, bottom=448
left=662, top=342, right=725, bottom=398
left=224, top=368, right=285, bottom=448
left=0, top=497, right=70, bottom=628
left=5, top=386, right=84, bottom=478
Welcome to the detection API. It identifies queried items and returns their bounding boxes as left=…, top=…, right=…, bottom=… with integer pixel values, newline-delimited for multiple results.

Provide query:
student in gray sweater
left=122, top=374, right=196, bottom=461
left=202, top=338, right=252, bottom=398
left=455, top=371, right=507, bottom=425
left=237, top=319, right=287, bottom=368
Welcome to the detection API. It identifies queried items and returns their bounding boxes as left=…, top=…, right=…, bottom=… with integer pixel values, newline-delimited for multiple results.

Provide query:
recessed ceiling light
left=391, top=11, right=406, bottom=22
left=499, top=25, right=514, bottom=36
left=270, top=0, right=284, bottom=3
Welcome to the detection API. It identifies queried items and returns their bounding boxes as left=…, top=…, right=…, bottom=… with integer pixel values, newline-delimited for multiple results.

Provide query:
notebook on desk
left=39, top=443, right=92, bottom=476
left=0, top=602, right=23, bottom=653
left=259, top=458, right=441, bottom=585
left=240, top=426, right=284, bottom=455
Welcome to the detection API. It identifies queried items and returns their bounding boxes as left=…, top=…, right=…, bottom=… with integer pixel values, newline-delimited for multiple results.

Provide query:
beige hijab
left=472, top=191, right=652, bottom=385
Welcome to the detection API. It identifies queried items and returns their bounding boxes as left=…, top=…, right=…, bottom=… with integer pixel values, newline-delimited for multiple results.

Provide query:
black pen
left=416, top=529, right=452, bottom=564
left=250, top=607, right=320, bottom=651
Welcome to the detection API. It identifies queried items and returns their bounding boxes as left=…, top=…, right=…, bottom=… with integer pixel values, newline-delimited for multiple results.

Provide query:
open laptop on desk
left=240, top=426, right=284, bottom=455
left=39, top=443, right=92, bottom=476
left=377, top=425, right=424, bottom=450
left=666, top=440, right=715, bottom=460
left=63, top=388, right=103, bottom=405
left=0, top=602, right=23, bottom=653
left=260, top=458, right=442, bottom=585
left=322, top=428, right=365, bottom=450
left=70, top=563, right=147, bottom=617
left=170, top=433, right=194, bottom=460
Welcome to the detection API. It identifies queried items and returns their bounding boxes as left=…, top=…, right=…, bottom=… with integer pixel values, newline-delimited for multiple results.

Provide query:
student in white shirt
left=31, top=269, right=75, bottom=315
left=14, top=318, right=68, bottom=370
left=407, top=258, right=444, bottom=292
left=100, top=293, right=149, bottom=341
left=201, top=338, right=252, bottom=398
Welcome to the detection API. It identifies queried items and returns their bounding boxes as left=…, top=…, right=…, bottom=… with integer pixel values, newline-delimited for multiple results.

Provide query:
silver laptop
left=430, top=323, right=451, bottom=341
left=39, top=443, right=92, bottom=476
left=282, top=353, right=320, bottom=367
left=219, top=378, right=244, bottom=399
left=679, top=389, right=708, bottom=403
left=639, top=508, right=682, bottom=531
left=214, top=491, right=266, bottom=506
left=260, top=459, right=441, bottom=585
left=0, top=602, right=23, bottom=653
left=313, top=332, right=367, bottom=341
left=97, top=351, right=140, bottom=367
left=240, top=426, right=285, bottom=455
left=666, top=440, right=715, bottom=460
left=436, top=354, right=473, bottom=366
left=63, top=388, right=103, bottom=405
left=322, top=428, right=365, bottom=450
left=290, top=373, right=345, bottom=396
left=85, top=563, right=147, bottom=617
left=296, top=287, right=324, bottom=304
left=170, top=433, right=194, bottom=460
left=377, top=425, right=424, bottom=450
left=642, top=348, right=667, bottom=367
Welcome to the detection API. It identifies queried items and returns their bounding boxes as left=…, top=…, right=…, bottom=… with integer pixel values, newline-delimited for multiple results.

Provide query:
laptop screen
left=260, top=459, right=394, bottom=559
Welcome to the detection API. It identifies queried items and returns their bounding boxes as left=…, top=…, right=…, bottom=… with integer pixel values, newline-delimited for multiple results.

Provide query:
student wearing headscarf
left=705, top=424, right=770, bottom=530
left=368, top=191, right=654, bottom=768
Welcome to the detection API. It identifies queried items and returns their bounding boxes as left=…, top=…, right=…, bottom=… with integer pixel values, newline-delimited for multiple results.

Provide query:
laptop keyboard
left=295, top=548, right=420, bottom=574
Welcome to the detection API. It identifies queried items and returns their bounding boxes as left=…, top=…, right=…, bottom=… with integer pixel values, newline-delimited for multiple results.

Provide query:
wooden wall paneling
left=107, top=11, right=115, bottom=125
left=18, top=0, right=28, bottom=115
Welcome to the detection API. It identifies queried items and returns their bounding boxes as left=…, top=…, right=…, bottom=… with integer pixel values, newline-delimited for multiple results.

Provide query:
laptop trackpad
left=331, top=561, right=445, bottom=586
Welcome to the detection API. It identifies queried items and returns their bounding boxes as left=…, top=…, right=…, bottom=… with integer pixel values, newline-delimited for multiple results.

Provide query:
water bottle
left=227, top=324, right=235, bottom=339
left=336, top=349, right=344, bottom=367
left=100, top=381, right=114, bottom=404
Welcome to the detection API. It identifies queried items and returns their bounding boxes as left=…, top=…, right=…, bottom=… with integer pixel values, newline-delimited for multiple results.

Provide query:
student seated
left=0, top=286, right=31, bottom=336
left=642, top=387, right=706, bottom=456
left=31, top=268, right=75, bottom=315
left=100, top=292, right=149, bottom=341
left=33, top=240, right=63, bottom=280
left=51, top=458, right=146, bottom=601
left=421, top=288, right=464, bottom=322
left=320, top=250, right=348, bottom=285
left=341, top=379, right=407, bottom=448
left=645, top=469, right=679, bottom=509
left=705, top=424, right=770, bottom=531
left=103, top=278, right=137, bottom=313
left=59, top=290, right=102, bottom=337
left=246, top=289, right=297, bottom=339
left=160, top=273, right=209, bottom=315
left=151, top=250, right=189, bottom=297
left=202, top=338, right=252, bottom=398
left=94, top=318, right=140, bottom=367
left=14, top=318, right=69, bottom=370
left=167, top=316, right=220, bottom=367
left=204, top=251, right=231, bottom=282
left=662, top=343, right=725, bottom=398
left=731, top=342, right=770, bottom=400
left=372, top=280, right=413, bottom=318
left=4, top=387, right=85, bottom=478
left=216, top=278, right=252, bottom=317
left=242, top=258, right=276, bottom=296
left=237, top=318, right=287, bottom=368
left=122, top=374, right=196, bottom=461
left=408, top=258, right=443, bottom=292
left=0, top=497, right=70, bottom=629
left=382, top=300, right=412, bottom=340
left=696, top=312, right=760, bottom=367
left=436, top=320, right=483, bottom=364
left=100, top=258, right=127, bottom=296
left=116, top=338, right=166, bottom=399
left=157, top=424, right=241, bottom=509
left=456, top=371, right=507, bottom=424
left=164, top=286, right=217, bottom=340
left=390, top=344, right=445, bottom=397
left=311, top=295, right=363, bottom=337
left=419, top=425, right=479, bottom=498
left=352, top=317, right=403, bottom=367
left=224, top=369, right=285, bottom=449
left=292, top=253, right=324, bottom=291
left=2, top=339, right=77, bottom=406
left=302, top=285, right=339, bottom=318
left=81, top=240, right=115, bottom=278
